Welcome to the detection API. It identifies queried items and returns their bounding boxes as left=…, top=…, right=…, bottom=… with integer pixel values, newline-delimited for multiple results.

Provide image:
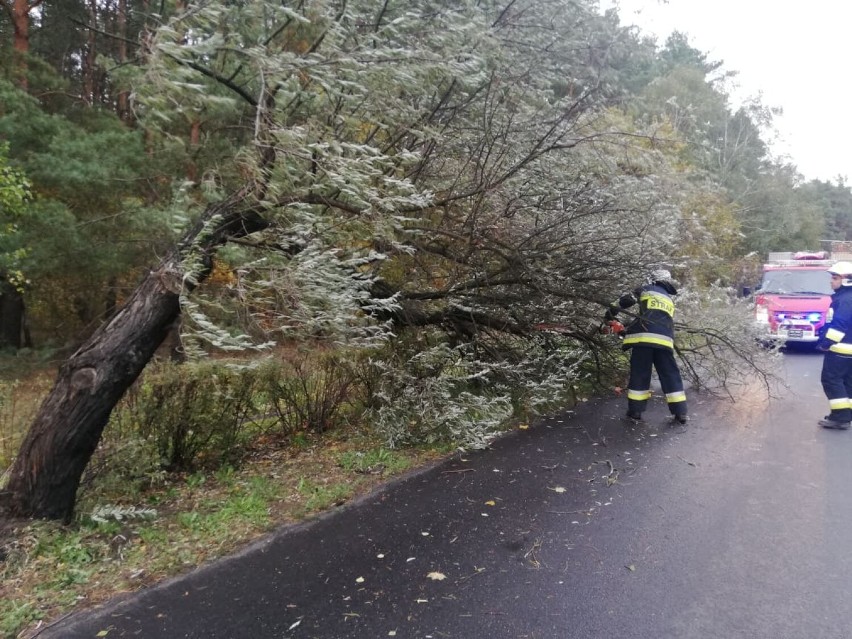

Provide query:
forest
left=0, top=0, right=849, bottom=632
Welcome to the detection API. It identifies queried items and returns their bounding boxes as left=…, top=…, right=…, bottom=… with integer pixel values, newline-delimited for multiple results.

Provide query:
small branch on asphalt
left=677, top=455, right=697, bottom=467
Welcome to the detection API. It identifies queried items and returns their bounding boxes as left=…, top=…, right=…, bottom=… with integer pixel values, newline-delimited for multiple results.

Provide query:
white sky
left=600, top=0, right=852, bottom=183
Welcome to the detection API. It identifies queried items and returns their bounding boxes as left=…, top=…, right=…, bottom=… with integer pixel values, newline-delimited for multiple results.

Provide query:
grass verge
left=0, top=430, right=454, bottom=639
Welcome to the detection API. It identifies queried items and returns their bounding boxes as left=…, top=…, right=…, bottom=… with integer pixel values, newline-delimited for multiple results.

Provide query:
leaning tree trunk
left=2, top=190, right=265, bottom=521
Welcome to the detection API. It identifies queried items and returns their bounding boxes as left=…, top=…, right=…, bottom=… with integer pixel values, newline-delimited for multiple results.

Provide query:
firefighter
left=816, top=261, right=852, bottom=430
left=604, top=269, right=687, bottom=424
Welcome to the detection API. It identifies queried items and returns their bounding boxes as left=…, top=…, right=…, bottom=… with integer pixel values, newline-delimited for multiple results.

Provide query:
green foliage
left=257, top=352, right=357, bottom=435
left=0, top=143, right=32, bottom=289
left=0, top=600, right=43, bottom=638
left=176, top=488, right=271, bottom=535
left=799, top=178, right=852, bottom=242
left=364, top=341, right=514, bottom=449
left=111, top=361, right=263, bottom=471
left=296, top=477, right=352, bottom=513
left=77, top=432, right=166, bottom=507
left=337, top=447, right=411, bottom=475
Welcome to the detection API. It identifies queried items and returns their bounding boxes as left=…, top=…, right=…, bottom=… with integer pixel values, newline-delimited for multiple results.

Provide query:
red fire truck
left=753, top=251, right=843, bottom=344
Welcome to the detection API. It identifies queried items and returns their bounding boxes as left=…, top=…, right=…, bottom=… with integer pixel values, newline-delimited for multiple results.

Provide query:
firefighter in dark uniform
left=604, top=269, right=687, bottom=424
left=817, top=261, right=852, bottom=430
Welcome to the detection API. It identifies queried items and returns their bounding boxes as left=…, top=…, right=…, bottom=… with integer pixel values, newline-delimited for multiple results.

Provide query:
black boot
left=819, top=418, right=851, bottom=430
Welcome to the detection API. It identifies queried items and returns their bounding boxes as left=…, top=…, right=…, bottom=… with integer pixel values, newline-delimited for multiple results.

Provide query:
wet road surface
left=44, top=350, right=852, bottom=638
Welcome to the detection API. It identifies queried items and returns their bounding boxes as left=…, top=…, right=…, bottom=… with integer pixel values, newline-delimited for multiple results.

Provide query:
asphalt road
left=44, top=349, right=852, bottom=639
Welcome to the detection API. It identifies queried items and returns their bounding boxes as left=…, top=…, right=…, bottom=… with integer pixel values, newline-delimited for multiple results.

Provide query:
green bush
left=111, top=361, right=262, bottom=471
left=257, top=351, right=357, bottom=435
left=365, top=342, right=514, bottom=450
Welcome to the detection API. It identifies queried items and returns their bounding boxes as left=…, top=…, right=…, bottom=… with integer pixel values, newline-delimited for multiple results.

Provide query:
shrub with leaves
left=112, top=361, right=262, bottom=471
left=367, top=342, right=513, bottom=450
left=674, top=284, right=784, bottom=397
left=257, top=350, right=357, bottom=435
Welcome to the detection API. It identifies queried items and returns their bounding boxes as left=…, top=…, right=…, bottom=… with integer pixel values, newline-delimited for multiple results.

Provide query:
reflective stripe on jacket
left=606, top=281, right=677, bottom=351
left=819, top=285, right=852, bottom=355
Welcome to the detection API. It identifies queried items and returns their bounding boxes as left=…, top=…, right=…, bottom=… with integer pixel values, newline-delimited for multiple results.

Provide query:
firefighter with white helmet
left=604, top=268, right=687, bottom=425
left=816, top=260, right=852, bottom=429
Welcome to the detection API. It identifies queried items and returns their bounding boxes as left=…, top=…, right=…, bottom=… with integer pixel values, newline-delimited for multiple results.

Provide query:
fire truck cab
left=754, top=251, right=836, bottom=344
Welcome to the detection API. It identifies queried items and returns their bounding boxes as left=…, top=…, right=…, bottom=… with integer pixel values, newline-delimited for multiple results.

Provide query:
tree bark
left=82, top=0, right=98, bottom=105
left=2, top=191, right=266, bottom=521
left=116, top=0, right=130, bottom=122
left=0, top=279, right=24, bottom=350
left=8, top=0, right=44, bottom=88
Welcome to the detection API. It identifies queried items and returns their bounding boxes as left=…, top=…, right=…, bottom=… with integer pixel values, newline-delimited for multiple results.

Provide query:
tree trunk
left=2, top=191, right=265, bottom=521
left=82, top=0, right=98, bottom=105
left=11, top=0, right=32, bottom=89
left=0, top=279, right=25, bottom=350
left=187, top=119, right=202, bottom=183
left=116, top=0, right=130, bottom=122
left=2, top=262, right=181, bottom=520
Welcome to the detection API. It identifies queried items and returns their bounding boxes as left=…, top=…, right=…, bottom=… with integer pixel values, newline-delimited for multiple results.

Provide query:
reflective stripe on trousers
left=821, top=351, right=852, bottom=422
left=627, top=346, right=686, bottom=417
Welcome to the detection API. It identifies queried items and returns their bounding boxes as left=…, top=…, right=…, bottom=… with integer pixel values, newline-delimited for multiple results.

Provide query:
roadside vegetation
left=0, top=349, right=484, bottom=638
left=1, top=324, right=626, bottom=638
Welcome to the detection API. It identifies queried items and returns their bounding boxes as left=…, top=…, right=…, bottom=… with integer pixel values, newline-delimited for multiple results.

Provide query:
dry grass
left=0, top=369, right=55, bottom=471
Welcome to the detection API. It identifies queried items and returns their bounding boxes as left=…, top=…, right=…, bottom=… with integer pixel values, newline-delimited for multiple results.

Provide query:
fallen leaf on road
left=549, top=486, right=566, bottom=493
left=625, top=564, right=636, bottom=572
left=427, top=572, right=446, bottom=581
left=356, top=576, right=365, bottom=583
left=485, top=500, right=496, bottom=506
left=289, top=620, right=302, bottom=630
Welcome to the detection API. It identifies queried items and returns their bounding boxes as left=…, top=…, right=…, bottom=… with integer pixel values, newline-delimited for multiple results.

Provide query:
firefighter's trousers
left=821, top=351, right=852, bottom=422
left=626, top=346, right=687, bottom=417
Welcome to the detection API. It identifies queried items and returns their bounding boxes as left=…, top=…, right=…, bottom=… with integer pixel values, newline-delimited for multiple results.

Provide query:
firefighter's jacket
left=818, top=285, right=852, bottom=355
left=605, top=281, right=678, bottom=351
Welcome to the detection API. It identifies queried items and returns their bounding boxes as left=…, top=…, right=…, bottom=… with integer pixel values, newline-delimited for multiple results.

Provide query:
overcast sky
left=600, top=0, right=852, bottom=183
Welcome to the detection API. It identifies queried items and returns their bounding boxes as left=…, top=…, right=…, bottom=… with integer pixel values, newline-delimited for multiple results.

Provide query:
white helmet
left=650, top=268, right=676, bottom=286
left=829, top=261, right=852, bottom=286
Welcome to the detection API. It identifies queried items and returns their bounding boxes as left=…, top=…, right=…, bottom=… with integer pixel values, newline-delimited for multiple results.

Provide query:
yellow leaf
left=518, top=424, right=529, bottom=430
left=355, top=576, right=365, bottom=583
left=550, top=486, right=566, bottom=493
left=484, top=500, right=496, bottom=506
left=427, top=571, right=446, bottom=580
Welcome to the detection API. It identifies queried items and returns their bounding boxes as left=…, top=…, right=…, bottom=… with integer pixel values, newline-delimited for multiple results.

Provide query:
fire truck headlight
left=808, top=313, right=822, bottom=323
left=755, top=306, right=770, bottom=324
